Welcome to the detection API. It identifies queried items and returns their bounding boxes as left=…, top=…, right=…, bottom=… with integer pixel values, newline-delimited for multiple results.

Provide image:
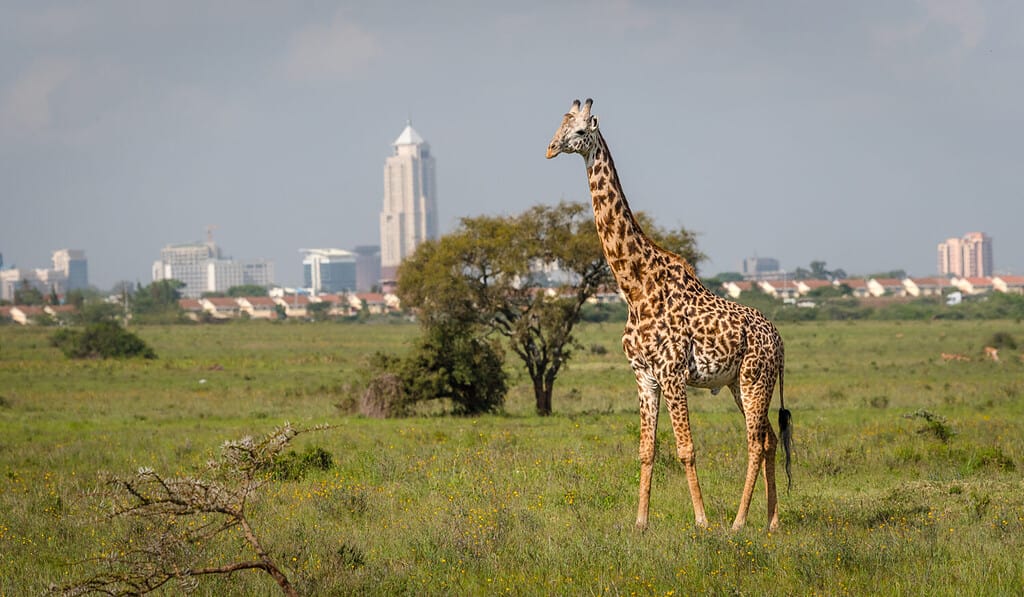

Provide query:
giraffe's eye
left=574, top=129, right=586, bottom=136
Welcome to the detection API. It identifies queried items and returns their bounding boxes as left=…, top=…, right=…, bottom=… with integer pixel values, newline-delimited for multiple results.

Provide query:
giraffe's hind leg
left=729, top=382, right=779, bottom=531
left=633, top=370, right=660, bottom=531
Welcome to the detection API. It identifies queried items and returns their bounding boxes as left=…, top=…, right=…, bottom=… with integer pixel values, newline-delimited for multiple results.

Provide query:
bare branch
left=58, top=423, right=330, bottom=596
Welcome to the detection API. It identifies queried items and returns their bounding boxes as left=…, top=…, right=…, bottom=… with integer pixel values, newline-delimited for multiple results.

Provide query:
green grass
left=2, top=319, right=1023, bottom=595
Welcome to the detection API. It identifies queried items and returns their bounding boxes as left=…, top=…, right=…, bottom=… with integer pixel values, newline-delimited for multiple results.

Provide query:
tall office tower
left=741, top=256, right=781, bottom=280
left=152, top=242, right=219, bottom=298
left=301, top=248, right=357, bottom=294
left=353, top=245, right=381, bottom=292
left=938, top=232, right=993, bottom=278
left=379, top=121, right=437, bottom=281
left=207, top=259, right=274, bottom=294
left=52, top=249, right=88, bottom=291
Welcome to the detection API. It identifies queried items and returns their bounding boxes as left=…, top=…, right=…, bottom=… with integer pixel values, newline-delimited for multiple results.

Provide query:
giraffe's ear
left=589, top=115, right=599, bottom=130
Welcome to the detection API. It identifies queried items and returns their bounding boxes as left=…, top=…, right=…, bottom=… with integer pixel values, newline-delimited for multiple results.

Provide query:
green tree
left=50, top=320, right=157, bottom=359
left=65, top=289, right=86, bottom=310
left=307, top=301, right=331, bottom=322
left=14, top=280, right=44, bottom=305
left=398, top=201, right=704, bottom=415
left=868, top=269, right=907, bottom=280
left=227, top=284, right=269, bottom=297
left=132, top=280, right=185, bottom=322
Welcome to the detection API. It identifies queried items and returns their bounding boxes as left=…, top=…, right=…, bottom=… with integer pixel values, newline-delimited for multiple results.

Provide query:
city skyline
left=3, top=2, right=1023, bottom=289
left=0, top=229, right=1008, bottom=298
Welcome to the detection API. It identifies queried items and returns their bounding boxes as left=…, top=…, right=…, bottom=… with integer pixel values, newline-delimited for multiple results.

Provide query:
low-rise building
left=867, top=278, right=906, bottom=298
left=201, top=297, right=241, bottom=319
left=903, top=277, right=950, bottom=297
left=952, top=277, right=994, bottom=295
left=237, top=296, right=279, bottom=319
left=993, top=275, right=1024, bottom=295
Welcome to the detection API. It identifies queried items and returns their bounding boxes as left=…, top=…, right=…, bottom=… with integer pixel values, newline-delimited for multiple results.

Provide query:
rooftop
left=393, top=122, right=425, bottom=146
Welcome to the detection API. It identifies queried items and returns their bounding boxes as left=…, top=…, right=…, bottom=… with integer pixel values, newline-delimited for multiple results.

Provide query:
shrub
left=361, top=321, right=508, bottom=417
left=987, top=331, right=1017, bottom=350
left=50, top=321, right=157, bottom=359
left=359, top=370, right=410, bottom=418
left=271, top=445, right=334, bottom=481
left=903, top=409, right=954, bottom=443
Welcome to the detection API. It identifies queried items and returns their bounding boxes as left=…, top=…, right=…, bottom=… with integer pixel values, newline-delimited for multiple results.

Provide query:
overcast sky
left=2, top=1, right=1021, bottom=290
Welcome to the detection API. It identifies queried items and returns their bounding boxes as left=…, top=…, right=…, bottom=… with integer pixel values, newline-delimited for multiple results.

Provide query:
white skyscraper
left=153, top=238, right=273, bottom=298
left=52, top=249, right=88, bottom=291
left=380, top=121, right=437, bottom=280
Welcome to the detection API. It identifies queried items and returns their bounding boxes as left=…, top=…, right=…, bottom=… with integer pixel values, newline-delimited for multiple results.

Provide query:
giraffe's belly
left=685, top=346, right=740, bottom=390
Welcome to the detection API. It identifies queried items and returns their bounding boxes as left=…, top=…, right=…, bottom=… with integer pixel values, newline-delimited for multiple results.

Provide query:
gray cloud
left=1, top=1, right=1021, bottom=288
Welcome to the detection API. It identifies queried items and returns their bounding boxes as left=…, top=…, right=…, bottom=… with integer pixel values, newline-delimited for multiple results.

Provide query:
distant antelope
left=983, top=346, right=1000, bottom=362
left=940, top=353, right=971, bottom=362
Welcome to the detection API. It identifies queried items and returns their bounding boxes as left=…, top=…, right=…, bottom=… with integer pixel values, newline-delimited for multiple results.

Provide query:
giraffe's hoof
left=635, top=519, right=649, bottom=533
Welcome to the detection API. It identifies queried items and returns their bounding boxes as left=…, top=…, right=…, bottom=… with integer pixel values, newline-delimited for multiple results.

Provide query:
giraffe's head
left=546, top=98, right=599, bottom=160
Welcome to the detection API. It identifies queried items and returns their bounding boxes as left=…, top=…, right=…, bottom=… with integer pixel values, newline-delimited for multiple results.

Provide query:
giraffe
left=546, top=98, right=792, bottom=531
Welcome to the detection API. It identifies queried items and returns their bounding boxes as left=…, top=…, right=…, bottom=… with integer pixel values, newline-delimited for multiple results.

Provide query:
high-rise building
left=52, top=249, right=88, bottom=291
left=353, top=245, right=381, bottom=292
left=938, top=232, right=993, bottom=277
left=380, top=121, right=437, bottom=280
left=741, top=256, right=781, bottom=280
left=301, top=249, right=356, bottom=294
left=207, top=259, right=274, bottom=294
left=0, top=249, right=87, bottom=301
left=153, top=238, right=273, bottom=297
left=153, top=242, right=218, bottom=297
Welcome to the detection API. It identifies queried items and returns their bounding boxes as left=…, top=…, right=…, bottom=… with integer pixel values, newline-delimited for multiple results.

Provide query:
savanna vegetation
left=1, top=319, right=1022, bottom=595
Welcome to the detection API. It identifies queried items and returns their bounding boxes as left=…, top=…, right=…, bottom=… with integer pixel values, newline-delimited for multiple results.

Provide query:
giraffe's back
left=622, top=261, right=783, bottom=393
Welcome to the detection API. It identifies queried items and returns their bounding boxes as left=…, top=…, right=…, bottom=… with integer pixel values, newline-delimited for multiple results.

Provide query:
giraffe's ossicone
left=547, top=98, right=793, bottom=532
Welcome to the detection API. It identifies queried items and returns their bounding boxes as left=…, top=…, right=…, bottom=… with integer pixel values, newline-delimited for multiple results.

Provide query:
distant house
left=993, top=275, right=1024, bottom=295
left=952, top=277, right=994, bottom=295
left=795, top=279, right=834, bottom=296
left=9, top=306, right=45, bottom=325
left=315, top=294, right=355, bottom=317
left=722, top=280, right=753, bottom=299
left=835, top=279, right=870, bottom=298
left=354, top=292, right=388, bottom=315
left=237, top=296, right=278, bottom=319
left=867, top=278, right=906, bottom=298
left=903, top=277, right=950, bottom=297
left=384, top=293, right=401, bottom=312
left=178, top=298, right=204, bottom=321
left=201, top=297, right=241, bottom=319
left=44, top=304, right=78, bottom=323
left=757, top=279, right=800, bottom=300
left=275, top=294, right=311, bottom=318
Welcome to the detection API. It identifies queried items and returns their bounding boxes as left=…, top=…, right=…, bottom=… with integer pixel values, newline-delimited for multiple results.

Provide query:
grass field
left=1, top=319, right=1023, bottom=595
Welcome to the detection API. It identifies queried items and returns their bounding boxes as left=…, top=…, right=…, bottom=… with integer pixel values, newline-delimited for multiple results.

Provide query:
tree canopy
left=131, top=280, right=185, bottom=323
left=398, top=201, right=704, bottom=415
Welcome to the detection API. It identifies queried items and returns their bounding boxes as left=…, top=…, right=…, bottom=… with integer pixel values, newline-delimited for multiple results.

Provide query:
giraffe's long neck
left=585, top=131, right=657, bottom=303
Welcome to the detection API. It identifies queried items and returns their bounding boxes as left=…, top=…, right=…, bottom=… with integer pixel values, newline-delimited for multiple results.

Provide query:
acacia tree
left=398, top=201, right=704, bottom=415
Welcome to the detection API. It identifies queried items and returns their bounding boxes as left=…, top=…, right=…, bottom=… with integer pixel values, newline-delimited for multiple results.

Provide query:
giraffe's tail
left=778, top=360, right=793, bottom=493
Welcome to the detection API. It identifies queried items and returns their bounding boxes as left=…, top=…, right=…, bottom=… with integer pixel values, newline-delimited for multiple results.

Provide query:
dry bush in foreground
left=56, top=423, right=330, bottom=596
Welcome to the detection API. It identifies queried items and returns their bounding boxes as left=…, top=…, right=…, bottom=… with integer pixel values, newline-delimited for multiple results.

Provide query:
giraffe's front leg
left=663, top=379, right=708, bottom=529
left=633, top=368, right=660, bottom=531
